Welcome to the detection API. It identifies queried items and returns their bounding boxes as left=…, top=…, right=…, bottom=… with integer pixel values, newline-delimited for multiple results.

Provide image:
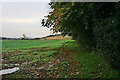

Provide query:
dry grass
left=40, top=35, right=72, bottom=40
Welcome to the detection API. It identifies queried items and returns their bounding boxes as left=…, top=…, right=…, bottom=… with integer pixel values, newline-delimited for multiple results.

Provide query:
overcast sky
left=0, top=1, right=55, bottom=38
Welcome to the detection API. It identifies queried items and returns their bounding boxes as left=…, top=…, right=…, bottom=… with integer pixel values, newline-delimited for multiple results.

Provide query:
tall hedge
left=42, top=2, right=120, bottom=69
left=93, top=3, right=120, bottom=69
left=93, top=17, right=120, bottom=69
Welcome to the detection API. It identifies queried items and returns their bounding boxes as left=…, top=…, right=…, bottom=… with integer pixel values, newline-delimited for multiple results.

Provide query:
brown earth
left=2, top=42, right=80, bottom=79
left=40, top=35, right=72, bottom=40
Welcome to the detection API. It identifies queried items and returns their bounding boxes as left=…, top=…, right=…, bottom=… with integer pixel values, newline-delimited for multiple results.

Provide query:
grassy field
left=2, top=40, right=68, bottom=50
left=1, top=40, right=119, bottom=79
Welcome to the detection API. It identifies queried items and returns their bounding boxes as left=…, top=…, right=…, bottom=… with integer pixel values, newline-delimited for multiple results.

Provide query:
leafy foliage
left=93, top=15, right=120, bottom=69
left=92, top=3, right=120, bottom=69
left=42, top=2, right=120, bottom=69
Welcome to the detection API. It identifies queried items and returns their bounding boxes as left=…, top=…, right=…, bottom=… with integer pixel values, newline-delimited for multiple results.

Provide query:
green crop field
left=2, top=40, right=68, bottom=51
left=1, top=40, right=119, bottom=79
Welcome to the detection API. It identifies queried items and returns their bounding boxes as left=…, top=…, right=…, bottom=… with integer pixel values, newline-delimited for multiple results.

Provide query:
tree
left=42, top=2, right=120, bottom=69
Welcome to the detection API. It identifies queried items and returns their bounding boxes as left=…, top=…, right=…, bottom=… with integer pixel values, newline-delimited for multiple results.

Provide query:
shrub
left=93, top=16, right=120, bottom=69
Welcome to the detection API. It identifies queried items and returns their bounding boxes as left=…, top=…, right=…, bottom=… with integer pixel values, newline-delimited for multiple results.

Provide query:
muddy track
left=2, top=41, right=80, bottom=78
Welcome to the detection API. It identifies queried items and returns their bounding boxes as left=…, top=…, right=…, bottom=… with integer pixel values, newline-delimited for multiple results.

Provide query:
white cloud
left=2, top=18, right=41, bottom=24
left=1, top=2, right=52, bottom=38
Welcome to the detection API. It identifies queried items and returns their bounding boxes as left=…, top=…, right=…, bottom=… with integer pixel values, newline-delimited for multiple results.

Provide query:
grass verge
left=2, top=40, right=119, bottom=79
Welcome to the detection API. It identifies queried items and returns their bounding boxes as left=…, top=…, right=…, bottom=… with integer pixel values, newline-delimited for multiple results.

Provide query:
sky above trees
left=0, top=1, right=54, bottom=38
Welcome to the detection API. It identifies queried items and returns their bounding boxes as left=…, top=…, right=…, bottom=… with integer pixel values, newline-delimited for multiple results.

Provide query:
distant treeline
left=0, top=37, right=21, bottom=40
left=0, top=34, right=62, bottom=40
